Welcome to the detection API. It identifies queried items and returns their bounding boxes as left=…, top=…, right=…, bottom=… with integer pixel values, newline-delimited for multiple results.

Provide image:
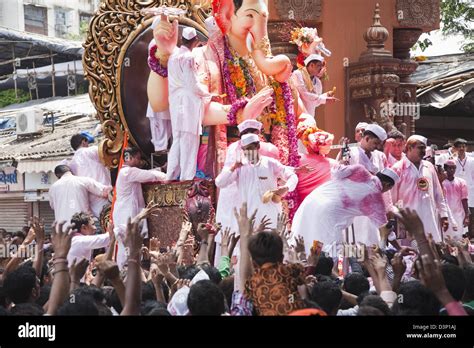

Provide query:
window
left=24, top=5, right=48, bottom=35
left=55, top=8, right=69, bottom=38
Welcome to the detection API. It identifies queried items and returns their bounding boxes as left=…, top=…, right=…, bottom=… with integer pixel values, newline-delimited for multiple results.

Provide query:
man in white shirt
left=345, top=124, right=390, bottom=246
left=67, top=212, right=112, bottom=267
left=451, top=138, right=474, bottom=237
left=49, top=165, right=112, bottom=226
left=291, top=54, right=337, bottom=121
left=442, top=160, right=470, bottom=240
left=291, top=165, right=399, bottom=255
left=215, top=134, right=298, bottom=229
left=391, top=135, right=449, bottom=242
left=69, top=133, right=112, bottom=217
left=113, top=147, right=166, bottom=269
left=166, top=27, right=210, bottom=181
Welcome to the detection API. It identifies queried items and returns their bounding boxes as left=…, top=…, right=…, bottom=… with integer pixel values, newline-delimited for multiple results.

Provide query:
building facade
left=0, top=0, right=99, bottom=39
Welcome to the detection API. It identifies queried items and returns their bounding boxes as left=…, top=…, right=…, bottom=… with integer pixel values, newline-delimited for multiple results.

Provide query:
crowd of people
left=0, top=130, right=472, bottom=316
left=0, top=2, right=473, bottom=317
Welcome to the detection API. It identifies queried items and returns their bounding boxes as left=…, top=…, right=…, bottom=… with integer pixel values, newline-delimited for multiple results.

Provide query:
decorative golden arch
left=82, top=0, right=212, bottom=168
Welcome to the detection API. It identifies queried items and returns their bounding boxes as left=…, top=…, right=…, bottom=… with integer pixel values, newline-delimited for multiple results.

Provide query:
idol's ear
left=212, top=0, right=235, bottom=35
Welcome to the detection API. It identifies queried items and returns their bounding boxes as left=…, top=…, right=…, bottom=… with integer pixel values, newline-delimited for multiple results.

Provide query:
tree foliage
left=415, top=0, right=473, bottom=53
left=440, top=0, right=474, bottom=52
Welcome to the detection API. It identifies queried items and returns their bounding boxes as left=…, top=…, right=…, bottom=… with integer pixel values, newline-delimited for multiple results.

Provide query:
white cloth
left=68, top=146, right=112, bottom=218
left=291, top=165, right=388, bottom=255
left=387, top=153, right=405, bottom=167
left=113, top=166, right=166, bottom=269
left=67, top=233, right=110, bottom=267
left=348, top=147, right=387, bottom=175
left=167, top=45, right=211, bottom=180
left=166, top=131, right=200, bottom=180
left=348, top=147, right=389, bottom=246
left=391, top=157, right=449, bottom=242
left=49, top=172, right=108, bottom=225
left=443, top=177, right=469, bottom=239
left=214, top=141, right=280, bottom=256
left=435, top=149, right=454, bottom=166
left=215, top=156, right=298, bottom=230
left=291, top=69, right=326, bottom=117
left=453, top=156, right=474, bottom=207
left=146, top=104, right=171, bottom=152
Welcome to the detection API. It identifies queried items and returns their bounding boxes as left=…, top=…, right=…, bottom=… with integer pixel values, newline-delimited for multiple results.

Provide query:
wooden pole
left=11, top=45, right=18, bottom=99
left=67, top=64, right=70, bottom=97
left=27, top=67, right=33, bottom=100
left=50, top=50, right=56, bottom=97
left=73, top=60, right=78, bottom=95
left=33, top=61, right=39, bottom=100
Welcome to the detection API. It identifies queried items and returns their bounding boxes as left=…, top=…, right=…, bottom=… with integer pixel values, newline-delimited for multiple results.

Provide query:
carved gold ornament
left=83, top=0, right=211, bottom=168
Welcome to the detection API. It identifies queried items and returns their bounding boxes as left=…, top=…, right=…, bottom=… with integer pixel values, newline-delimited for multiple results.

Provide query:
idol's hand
left=152, top=14, right=179, bottom=56
left=241, top=87, right=274, bottom=120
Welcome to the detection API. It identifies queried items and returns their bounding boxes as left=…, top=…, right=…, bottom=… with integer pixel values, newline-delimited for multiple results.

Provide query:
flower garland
left=226, top=99, right=248, bottom=126
left=281, top=82, right=299, bottom=168
left=148, top=44, right=168, bottom=78
left=223, top=37, right=256, bottom=103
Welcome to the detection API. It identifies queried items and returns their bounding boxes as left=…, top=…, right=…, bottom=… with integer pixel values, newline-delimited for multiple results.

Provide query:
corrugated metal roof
left=0, top=26, right=83, bottom=79
left=413, top=53, right=474, bottom=113
left=0, top=94, right=100, bottom=162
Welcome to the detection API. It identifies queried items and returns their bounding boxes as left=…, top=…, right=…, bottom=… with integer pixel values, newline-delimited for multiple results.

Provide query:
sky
left=411, top=30, right=465, bottom=57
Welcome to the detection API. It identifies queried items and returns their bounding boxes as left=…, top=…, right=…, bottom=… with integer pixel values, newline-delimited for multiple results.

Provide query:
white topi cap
left=204, top=16, right=218, bottom=35
left=380, top=167, right=400, bottom=184
left=182, top=27, right=197, bottom=40
left=365, top=124, right=387, bottom=142
left=355, top=122, right=369, bottom=130
left=304, top=54, right=325, bottom=66
left=238, top=119, right=262, bottom=133
left=407, top=135, right=428, bottom=146
left=241, top=133, right=260, bottom=147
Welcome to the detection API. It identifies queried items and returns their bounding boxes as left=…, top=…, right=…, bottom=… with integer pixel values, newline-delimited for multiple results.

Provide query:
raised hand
left=416, top=254, right=448, bottom=298
left=132, top=202, right=160, bottom=225
left=123, top=217, right=143, bottom=260
left=97, top=260, right=121, bottom=280
left=234, top=203, right=257, bottom=239
left=197, top=223, right=210, bottom=241
left=395, top=208, right=425, bottom=238
left=369, top=253, right=387, bottom=276
left=241, top=87, right=274, bottom=120
left=150, top=237, right=161, bottom=252
left=295, top=236, right=306, bottom=254
left=51, top=221, right=74, bottom=259
left=255, top=215, right=272, bottom=234
left=390, top=252, right=406, bottom=277
left=31, top=216, right=45, bottom=244
left=69, top=258, right=89, bottom=284
left=152, top=14, right=179, bottom=57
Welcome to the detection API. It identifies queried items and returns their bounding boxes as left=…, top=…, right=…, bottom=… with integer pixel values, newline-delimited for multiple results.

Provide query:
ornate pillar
left=346, top=4, right=401, bottom=137
left=394, top=0, right=440, bottom=136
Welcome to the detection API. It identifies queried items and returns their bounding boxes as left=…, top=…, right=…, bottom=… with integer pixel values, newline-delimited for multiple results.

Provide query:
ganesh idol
left=147, top=0, right=326, bottom=195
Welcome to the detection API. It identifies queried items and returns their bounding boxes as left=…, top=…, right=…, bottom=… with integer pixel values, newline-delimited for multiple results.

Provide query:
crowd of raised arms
left=0, top=202, right=472, bottom=316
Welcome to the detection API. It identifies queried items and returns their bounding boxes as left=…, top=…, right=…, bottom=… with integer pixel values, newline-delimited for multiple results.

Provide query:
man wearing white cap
left=291, top=164, right=399, bottom=255
left=343, top=123, right=391, bottom=245
left=391, top=135, right=449, bottom=242
left=355, top=122, right=368, bottom=143
left=167, top=26, right=211, bottom=180
left=214, top=119, right=280, bottom=262
left=215, top=133, right=298, bottom=230
left=291, top=54, right=337, bottom=120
